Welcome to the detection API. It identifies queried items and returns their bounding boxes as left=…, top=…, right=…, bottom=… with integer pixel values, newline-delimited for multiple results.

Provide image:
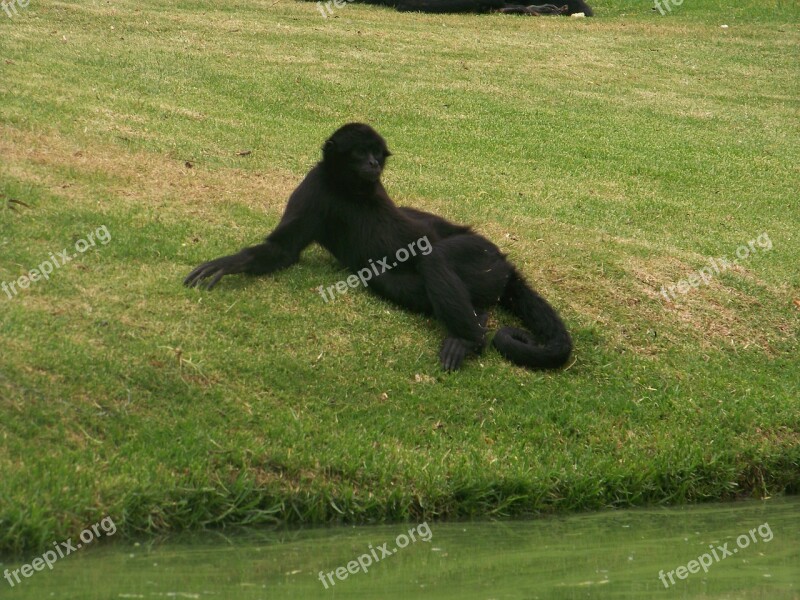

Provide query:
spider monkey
left=185, top=123, right=572, bottom=372
left=313, top=0, right=593, bottom=16
left=391, top=0, right=592, bottom=15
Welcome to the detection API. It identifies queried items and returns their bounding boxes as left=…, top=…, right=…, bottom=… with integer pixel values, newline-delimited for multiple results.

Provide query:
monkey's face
left=349, top=144, right=388, bottom=182
left=323, top=123, right=391, bottom=185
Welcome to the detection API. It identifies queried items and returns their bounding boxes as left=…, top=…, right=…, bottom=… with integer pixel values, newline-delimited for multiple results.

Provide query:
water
left=2, top=497, right=797, bottom=599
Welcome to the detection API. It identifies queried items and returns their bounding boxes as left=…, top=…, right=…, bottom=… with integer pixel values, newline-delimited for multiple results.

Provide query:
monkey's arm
left=184, top=179, right=324, bottom=290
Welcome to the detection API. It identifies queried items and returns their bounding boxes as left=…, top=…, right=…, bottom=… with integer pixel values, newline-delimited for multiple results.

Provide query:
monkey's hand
left=440, top=313, right=489, bottom=371
left=439, top=337, right=473, bottom=371
left=184, top=253, right=250, bottom=290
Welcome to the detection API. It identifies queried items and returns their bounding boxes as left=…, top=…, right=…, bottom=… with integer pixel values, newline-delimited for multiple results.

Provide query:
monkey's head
left=322, top=123, right=391, bottom=188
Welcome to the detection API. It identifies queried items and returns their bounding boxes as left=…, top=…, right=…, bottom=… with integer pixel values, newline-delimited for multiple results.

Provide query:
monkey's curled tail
left=492, top=270, right=572, bottom=369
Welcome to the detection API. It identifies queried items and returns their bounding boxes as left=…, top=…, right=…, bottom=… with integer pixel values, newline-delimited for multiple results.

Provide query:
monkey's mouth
left=361, top=168, right=382, bottom=181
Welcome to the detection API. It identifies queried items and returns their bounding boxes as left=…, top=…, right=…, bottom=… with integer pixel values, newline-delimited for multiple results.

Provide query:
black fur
left=314, top=0, right=593, bottom=16
left=394, top=0, right=591, bottom=14
left=185, top=123, right=572, bottom=372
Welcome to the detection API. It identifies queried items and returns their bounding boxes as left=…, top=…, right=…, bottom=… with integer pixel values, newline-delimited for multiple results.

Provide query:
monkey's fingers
left=203, top=269, right=227, bottom=290
left=183, top=264, right=210, bottom=287
left=439, top=337, right=469, bottom=372
left=184, top=261, right=223, bottom=288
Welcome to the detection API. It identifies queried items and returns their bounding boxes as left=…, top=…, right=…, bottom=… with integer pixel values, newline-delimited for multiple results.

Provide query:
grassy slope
left=0, top=0, right=798, bottom=554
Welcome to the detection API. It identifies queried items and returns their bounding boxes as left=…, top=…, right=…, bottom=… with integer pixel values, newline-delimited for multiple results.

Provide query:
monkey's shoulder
left=399, top=206, right=472, bottom=238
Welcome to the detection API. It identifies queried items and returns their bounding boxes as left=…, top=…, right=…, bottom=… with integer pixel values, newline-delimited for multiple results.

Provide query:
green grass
left=0, top=0, right=798, bottom=555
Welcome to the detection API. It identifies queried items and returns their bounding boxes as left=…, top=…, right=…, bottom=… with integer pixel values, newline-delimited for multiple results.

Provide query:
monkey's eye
left=354, top=146, right=385, bottom=160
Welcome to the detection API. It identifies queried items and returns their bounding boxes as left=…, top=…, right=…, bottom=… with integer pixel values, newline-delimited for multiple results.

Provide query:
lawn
left=0, top=0, right=797, bottom=555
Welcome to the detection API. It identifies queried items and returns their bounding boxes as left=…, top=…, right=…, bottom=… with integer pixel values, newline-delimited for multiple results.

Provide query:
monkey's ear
left=385, top=149, right=392, bottom=157
left=323, top=139, right=336, bottom=153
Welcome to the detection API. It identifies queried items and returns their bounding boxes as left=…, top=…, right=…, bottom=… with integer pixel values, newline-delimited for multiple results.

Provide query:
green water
left=2, top=498, right=797, bottom=599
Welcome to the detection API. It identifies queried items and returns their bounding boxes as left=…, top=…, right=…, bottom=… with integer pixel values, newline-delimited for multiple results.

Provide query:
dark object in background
left=354, top=0, right=592, bottom=15
left=495, top=4, right=567, bottom=15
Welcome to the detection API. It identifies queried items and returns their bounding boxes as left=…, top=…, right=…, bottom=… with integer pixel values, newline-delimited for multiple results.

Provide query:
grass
left=0, top=0, right=798, bottom=555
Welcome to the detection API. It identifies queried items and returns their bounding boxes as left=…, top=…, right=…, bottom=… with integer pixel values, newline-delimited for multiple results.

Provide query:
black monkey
left=314, top=0, right=593, bottom=16
left=393, top=0, right=592, bottom=15
left=494, top=4, right=568, bottom=15
left=184, top=123, right=572, bottom=372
